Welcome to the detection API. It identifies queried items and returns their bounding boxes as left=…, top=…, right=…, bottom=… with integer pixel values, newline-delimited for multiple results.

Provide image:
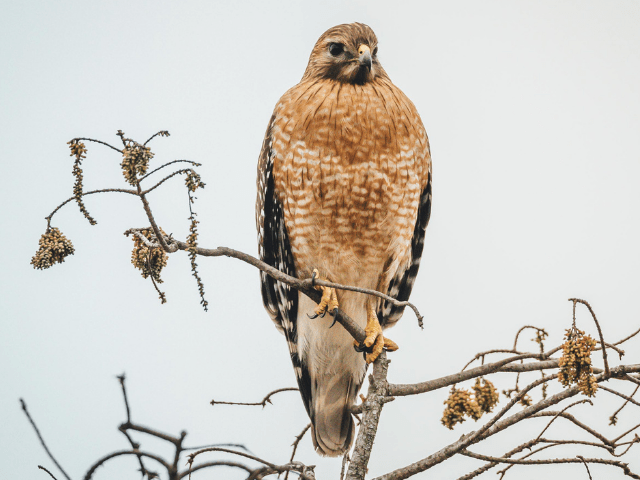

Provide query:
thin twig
left=211, top=387, right=298, bottom=407
left=177, top=461, right=252, bottom=479
left=46, top=187, right=138, bottom=225
left=577, top=455, right=594, bottom=480
left=615, top=327, right=640, bottom=346
left=143, top=130, right=169, bottom=146
left=116, top=374, right=155, bottom=478
left=140, top=160, right=202, bottom=181
left=461, top=349, right=525, bottom=372
left=141, top=169, right=193, bottom=196
left=117, top=374, right=131, bottom=422
left=599, top=384, right=640, bottom=408
left=38, top=466, right=60, bottom=480
left=570, top=298, right=610, bottom=377
left=72, top=137, right=122, bottom=153
left=614, top=422, right=640, bottom=444
left=20, top=399, right=72, bottom=480
left=611, top=385, right=639, bottom=425
left=284, top=423, right=311, bottom=480
left=533, top=399, right=593, bottom=443
left=84, top=450, right=171, bottom=480
left=183, top=443, right=250, bottom=452
left=121, top=421, right=182, bottom=446
left=530, top=411, right=613, bottom=446
left=512, top=326, right=547, bottom=351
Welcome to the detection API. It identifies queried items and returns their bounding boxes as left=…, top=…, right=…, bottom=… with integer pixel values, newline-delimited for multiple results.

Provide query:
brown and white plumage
left=256, top=23, right=432, bottom=456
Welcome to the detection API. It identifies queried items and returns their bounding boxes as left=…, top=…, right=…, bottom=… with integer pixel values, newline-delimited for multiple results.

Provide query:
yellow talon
left=354, top=304, right=399, bottom=364
left=311, top=269, right=339, bottom=318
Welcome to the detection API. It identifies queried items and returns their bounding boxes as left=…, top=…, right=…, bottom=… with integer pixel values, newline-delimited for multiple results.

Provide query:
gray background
left=2, top=1, right=639, bottom=479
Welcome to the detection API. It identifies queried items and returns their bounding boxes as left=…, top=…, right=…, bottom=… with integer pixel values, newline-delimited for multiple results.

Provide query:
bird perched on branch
left=256, top=23, right=432, bottom=456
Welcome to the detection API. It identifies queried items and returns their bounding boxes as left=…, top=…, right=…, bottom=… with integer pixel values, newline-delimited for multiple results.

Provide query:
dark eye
left=373, top=46, right=378, bottom=56
left=329, top=43, right=344, bottom=56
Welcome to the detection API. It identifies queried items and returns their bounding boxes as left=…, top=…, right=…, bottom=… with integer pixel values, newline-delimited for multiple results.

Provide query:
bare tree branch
left=20, top=399, right=72, bottom=480
left=346, top=352, right=390, bottom=480
left=284, top=423, right=312, bottom=480
left=570, top=298, right=610, bottom=377
left=140, top=160, right=202, bottom=181
left=460, top=450, right=639, bottom=479
left=211, top=387, right=298, bottom=407
left=84, top=450, right=171, bottom=480
left=38, top=465, right=60, bottom=480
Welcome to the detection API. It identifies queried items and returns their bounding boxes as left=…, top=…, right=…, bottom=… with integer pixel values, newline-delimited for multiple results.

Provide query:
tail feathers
left=310, top=373, right=358, bottom=457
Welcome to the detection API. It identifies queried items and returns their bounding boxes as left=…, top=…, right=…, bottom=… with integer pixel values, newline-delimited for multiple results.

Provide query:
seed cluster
left=121, top=142, right=154, bottom=185
left=473, top=377, right=500, bottom=414
left=441, top=378, right=499, bottom=429
left=68, top=139, right=97, bottom=225
left=558, top=327, right=598, bottom=396
left=533, top=329, right=549, bottom=399
left=31, top=227, right=75, bottom=269
left=185, top=169, right=206, bottom=193
left=187, top=215, right=208, bottom=311
left=130, top=228, right=168, bottom=283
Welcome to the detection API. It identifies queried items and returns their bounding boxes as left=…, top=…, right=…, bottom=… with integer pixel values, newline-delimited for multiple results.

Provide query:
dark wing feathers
left=256, top=120, right=313, bottom=415
left=379, top=172, right=432, bottom=328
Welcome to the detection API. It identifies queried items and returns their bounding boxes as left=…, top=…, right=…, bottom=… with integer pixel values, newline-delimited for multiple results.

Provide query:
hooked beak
left=358, top=44, right=372, bottom=70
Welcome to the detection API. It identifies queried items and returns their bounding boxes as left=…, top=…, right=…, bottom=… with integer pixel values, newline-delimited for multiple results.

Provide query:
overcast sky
left=2, top=1, right=639, bottom=479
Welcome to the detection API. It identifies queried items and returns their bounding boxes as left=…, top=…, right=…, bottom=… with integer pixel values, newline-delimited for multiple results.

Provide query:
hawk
left=256, top=23, right=432, bottom=456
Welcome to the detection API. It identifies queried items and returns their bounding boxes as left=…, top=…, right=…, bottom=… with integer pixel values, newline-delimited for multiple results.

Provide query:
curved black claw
left=310, top=270, right=317, bottom=286
left=308, top=308, right=327, bottom=319
left=329, top=309, right=340, bottom=328
left=353, top=341, right=374, bottom=354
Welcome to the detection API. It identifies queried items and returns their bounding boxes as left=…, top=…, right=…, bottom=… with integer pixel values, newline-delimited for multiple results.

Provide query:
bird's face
left=302, top=23, right=386, bottom=85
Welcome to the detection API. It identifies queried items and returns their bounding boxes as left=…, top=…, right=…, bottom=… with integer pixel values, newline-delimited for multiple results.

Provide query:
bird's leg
left=354, top=303, right=399, bottom=364
left=307, top=269, right=339, bottom=321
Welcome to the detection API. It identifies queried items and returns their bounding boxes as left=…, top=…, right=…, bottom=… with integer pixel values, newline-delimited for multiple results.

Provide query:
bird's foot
left=307, top=269, right=339, bottom=323
left=354, top=305, right=399, bottom=364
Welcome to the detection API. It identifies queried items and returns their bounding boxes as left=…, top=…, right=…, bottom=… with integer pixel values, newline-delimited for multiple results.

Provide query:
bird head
left=302, top=23, right=387, bottom=85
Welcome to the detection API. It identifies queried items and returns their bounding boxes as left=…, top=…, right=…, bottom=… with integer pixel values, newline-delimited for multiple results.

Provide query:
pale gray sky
left=2, top=1, right=639, bottom=479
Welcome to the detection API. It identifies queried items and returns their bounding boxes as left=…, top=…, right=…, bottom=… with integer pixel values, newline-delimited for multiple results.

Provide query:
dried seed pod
left=185, top=169, right=205, bottom=194
left=473, top=378, right=499, bottom=414
left=441, top=386, right=482, bottom=429
left=130, top=228, right=168, bottom=283
left=121, top=142, right=154, bottom=185
left=558, top=327, right=598, bottom=397
left=68, top=139, right=96, bottom=225
left=31, top=227, right=75, bottom=269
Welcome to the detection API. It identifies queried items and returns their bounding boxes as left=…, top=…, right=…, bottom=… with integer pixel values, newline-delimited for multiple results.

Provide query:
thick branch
left=376, top=364, right=640, bottom=480
left=389, top=353, right=548, bottom=397
left=346, top=352, right=390, bottom=480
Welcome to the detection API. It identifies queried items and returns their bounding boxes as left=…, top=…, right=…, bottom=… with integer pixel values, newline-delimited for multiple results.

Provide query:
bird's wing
left=256, top=115, right=312, bottom=412
left=379, top=170, right=432, bottom=328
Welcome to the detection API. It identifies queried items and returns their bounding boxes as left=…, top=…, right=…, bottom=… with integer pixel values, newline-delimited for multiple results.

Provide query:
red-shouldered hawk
left=256, top=23, right=432, bottom=456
